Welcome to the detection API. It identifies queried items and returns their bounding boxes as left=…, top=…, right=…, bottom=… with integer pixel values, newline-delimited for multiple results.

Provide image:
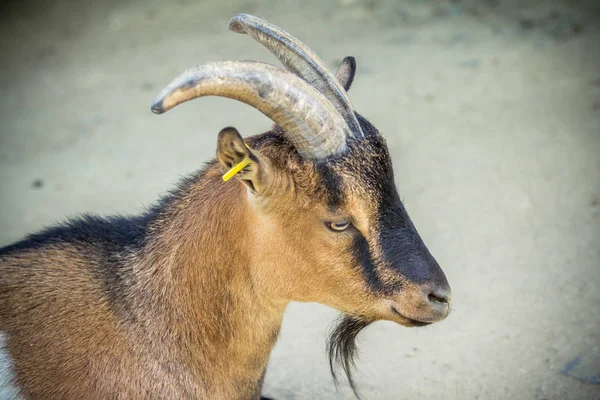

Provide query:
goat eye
left=327, top=220, right=351, bottom=232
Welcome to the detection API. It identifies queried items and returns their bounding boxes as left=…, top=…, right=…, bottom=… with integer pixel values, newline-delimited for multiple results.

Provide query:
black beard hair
left=326, top=314, right=372, bottom=399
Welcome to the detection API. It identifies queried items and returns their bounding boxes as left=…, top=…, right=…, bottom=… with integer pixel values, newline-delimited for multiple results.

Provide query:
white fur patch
left=0, top=333, right=20, bottom=400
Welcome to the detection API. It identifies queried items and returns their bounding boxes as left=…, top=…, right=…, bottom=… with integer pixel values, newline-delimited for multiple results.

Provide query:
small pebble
left=32, top=179, right=44, bottom=189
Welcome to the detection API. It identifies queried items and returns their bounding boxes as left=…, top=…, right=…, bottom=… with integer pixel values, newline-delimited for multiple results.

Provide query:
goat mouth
left=390, top=306, right=433, bottom=327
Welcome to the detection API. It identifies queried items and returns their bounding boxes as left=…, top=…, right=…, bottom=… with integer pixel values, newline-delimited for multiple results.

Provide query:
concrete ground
left=1, top=0, right=599, bottom=398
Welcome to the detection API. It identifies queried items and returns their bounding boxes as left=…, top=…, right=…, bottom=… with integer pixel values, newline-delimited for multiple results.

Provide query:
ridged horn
left=151, top=61, right=349, bottom=160
left=228, top=13, right=364, bottom=138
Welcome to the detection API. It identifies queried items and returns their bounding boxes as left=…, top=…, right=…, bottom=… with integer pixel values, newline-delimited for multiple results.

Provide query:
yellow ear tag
left=222, top=143, right=252, bottom=182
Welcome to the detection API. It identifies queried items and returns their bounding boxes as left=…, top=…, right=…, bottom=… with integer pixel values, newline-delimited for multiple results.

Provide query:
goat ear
left=335, top=56, right=356, bottom=92
left=217, top=127, right=267, bottom=194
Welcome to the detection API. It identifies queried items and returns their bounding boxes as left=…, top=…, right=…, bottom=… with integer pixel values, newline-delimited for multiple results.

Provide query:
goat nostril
left=428, top=292, right=450, bottom=305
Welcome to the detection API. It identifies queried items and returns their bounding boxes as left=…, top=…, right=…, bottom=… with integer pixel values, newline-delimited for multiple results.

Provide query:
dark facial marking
left=316, top=162, right=344, bottom=207
left=345, top=119, right=437, bottom=289
left=378, top=224, right=435, bottom=285
left=350, top=234, right=385, bottom=293
left=378, top=192, right=440, bottom=286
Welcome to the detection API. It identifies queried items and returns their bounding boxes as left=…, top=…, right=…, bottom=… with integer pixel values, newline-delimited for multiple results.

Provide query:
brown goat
left=0, top=14, right=451, bottom=400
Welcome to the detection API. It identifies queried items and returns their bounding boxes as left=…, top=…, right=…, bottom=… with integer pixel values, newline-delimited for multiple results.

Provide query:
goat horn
left=151, top=61, right=348, bottom=160
left=228, top=13, right=364, bottom=138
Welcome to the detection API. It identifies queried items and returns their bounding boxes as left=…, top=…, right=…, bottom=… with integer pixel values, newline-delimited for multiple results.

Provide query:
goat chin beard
left=326, top=314, right=373, bottom=399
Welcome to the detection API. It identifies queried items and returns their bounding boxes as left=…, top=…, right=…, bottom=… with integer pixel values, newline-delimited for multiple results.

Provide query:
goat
left=0, top=13, right=451, bottom=400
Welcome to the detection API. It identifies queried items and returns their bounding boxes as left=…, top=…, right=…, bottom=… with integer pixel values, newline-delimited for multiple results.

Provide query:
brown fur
left=0, top=130, right=359, bottom=398
left=0, top=134, right=288, bottom=398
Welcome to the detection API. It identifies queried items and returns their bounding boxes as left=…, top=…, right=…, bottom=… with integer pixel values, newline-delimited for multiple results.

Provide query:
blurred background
left=0, top=0, right=599, bottom=398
